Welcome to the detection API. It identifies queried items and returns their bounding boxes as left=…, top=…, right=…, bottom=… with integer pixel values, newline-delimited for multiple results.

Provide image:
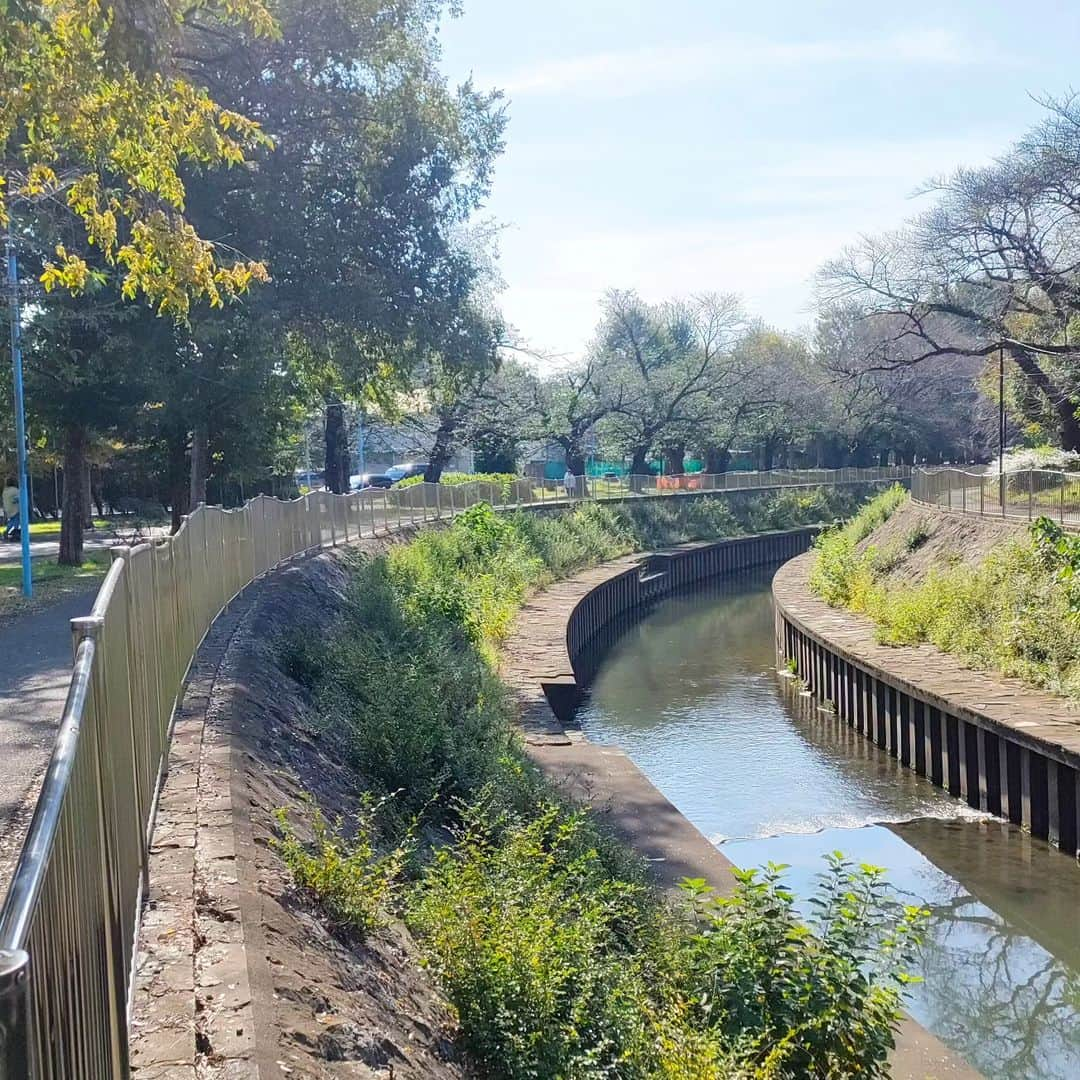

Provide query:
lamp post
left=5, top=221, right=32, bottom=598
left=998, top=345, right=1006, bottom=515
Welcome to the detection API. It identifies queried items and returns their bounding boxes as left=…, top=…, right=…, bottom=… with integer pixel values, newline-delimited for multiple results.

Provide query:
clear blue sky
left=439, top=1, right=1080, bottom=362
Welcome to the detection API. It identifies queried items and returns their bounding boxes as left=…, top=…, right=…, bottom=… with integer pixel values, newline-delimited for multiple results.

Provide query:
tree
left=1, top=0, right=274, bottom=314
left=596, top=290, right=746, bottom=473
left=532, top=359, right=617, bottom=476
left=413, top=304, right=505, bottom=483
left=813, top=304, right=986, bottom=466
left=819, top=94, right=1080, bottom=451
left=175, top=0, right=507, bottom=494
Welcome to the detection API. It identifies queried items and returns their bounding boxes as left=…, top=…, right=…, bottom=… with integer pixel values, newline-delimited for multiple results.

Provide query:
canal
left=576, top=570, right=1080, bottom=1079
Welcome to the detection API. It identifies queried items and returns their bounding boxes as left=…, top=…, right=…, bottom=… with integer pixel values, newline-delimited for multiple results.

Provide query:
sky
left=439, top=0, right=1080, bottom=363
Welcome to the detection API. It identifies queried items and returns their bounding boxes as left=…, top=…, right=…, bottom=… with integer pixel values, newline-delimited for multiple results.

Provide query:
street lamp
left=998, top=345, right=1005, bottom=514
left=5, top=220, right=32, bottom=597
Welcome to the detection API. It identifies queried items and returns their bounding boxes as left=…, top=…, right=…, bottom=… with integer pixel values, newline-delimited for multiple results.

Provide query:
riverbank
left=776, top=503, right=1080, bottom=854
left=131, top=497, right=963, bottom=1078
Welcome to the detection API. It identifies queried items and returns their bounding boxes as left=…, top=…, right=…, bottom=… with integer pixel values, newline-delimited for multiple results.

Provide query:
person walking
left=2, top=479, right=20, bottom=541
left=563, top=468, right=576, bottom=499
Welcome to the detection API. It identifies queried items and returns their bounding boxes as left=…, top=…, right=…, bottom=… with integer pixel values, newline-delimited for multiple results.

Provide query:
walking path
left=0, top=588, right=98, bottom=885
left=0, top=527, right=169, bottom=566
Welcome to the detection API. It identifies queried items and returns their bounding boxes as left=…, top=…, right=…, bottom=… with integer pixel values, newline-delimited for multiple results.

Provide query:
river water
left=576, top=571, right=1080, bottom=1079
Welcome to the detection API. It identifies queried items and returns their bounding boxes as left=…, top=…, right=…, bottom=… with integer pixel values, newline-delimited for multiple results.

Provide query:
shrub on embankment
left=810, top=487, right=1080, bottom=701
left=277, top=493, right=924, bottom=1078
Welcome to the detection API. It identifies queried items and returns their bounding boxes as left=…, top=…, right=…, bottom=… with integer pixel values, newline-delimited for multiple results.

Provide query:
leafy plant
left=676, top=857, right=925, bottom=1078
left=274, top=797, right=411, bottom=938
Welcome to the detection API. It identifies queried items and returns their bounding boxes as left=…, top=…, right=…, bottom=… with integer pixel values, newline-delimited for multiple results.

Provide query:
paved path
left=0, top=529, right=168, bottom=566
left=0, top=588, right=98, bottom=885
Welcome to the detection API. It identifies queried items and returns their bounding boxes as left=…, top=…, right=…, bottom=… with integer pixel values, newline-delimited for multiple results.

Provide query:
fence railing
left=912, top=466, right=1080, bottom=526
left=0, top=465, right=907, bottom=1078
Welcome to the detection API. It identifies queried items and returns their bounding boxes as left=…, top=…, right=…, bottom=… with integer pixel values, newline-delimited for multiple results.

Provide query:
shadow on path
left=0, top=587, right=98, bottom=885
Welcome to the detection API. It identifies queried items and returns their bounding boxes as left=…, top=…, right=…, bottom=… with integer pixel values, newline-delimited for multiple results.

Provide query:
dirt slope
left=215, top=544, right=468, bottom=1079
left=858, top=499, right=1027, bottom=583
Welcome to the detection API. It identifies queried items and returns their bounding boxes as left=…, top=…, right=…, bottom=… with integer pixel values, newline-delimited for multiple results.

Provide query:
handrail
left=0, top=466, right=907, bottom=1078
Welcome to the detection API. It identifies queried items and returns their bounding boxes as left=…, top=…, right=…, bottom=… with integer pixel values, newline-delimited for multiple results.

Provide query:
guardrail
left=912, top=466, right=1080, bottom=526
left=0, top=466, right=907, bottom=1078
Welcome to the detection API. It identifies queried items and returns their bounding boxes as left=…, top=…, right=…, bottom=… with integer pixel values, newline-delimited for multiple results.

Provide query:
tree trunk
left=704, top=445, right=731, bottom=474
left=662, top=443, right=685, bottom=475
left=168, top=431, right=190, bottom=534
left=190, top=419, right=209, bottom=507
left=82, top=462, right=93, bottom=528
left=324, top=402, right=349, bottom=494
left=629, top=446, right=649, bottom=475
left=425, top=410, right=463, bottom=484
left=59, top=424, right=87, bottom=566
left=1011, top=346, right=1080, bottom=452
left=758, top=438, right=775, bottom=472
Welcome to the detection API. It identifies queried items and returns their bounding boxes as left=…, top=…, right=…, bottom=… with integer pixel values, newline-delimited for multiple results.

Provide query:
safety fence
left=912, top=466, right=1080, bottom=527
left=0, top=465, right=907, bottom=1078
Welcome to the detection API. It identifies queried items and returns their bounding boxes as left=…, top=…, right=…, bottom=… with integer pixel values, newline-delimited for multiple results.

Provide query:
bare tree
left=820, top=95, right=1080, bottom=449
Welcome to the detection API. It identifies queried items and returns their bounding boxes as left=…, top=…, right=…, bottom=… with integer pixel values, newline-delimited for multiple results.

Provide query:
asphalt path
left=0, top=587, right=98, bottom=886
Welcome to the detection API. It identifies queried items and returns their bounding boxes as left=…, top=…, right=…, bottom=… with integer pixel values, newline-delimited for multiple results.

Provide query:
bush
left=397, top=471, right=521, bottom=497
left=676, top=858, right=924, bottom=1078
left=809, top=485, right=908, bottom=608
left=274, top=798, right=410, bottom=938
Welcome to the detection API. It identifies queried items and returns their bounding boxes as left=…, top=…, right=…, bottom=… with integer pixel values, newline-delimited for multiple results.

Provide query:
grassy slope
left=809, top=488, right=1080, bottom=701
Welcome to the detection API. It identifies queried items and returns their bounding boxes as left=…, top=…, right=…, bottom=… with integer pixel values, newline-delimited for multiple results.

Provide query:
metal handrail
left=911, top=465, right=1080, bottom=526
left=0, top=467, right=908, bottom=1078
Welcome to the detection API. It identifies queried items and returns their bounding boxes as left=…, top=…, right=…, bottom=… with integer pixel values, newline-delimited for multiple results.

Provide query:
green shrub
left=809, top=485, right=908, bottom=608
left=676, top=858, right=925, bottom=1079
left=274, top=799, right=410, bottom=938
left=397, top=471, right=521, bottom=498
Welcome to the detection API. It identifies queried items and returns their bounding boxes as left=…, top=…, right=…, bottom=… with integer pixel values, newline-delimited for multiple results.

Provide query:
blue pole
left=6, top=226, right=32, bottom=598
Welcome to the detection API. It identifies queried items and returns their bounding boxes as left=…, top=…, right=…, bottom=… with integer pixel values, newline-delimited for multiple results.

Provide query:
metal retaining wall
left=775, top=600, right=1080, bottom=859
left=565, top=529, right=818, bottom=682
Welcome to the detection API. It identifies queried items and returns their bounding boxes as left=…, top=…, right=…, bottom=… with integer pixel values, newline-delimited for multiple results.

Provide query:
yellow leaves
left=3, top=0, right=277, bottom=316
left=40, top=246, right=103, bottom=294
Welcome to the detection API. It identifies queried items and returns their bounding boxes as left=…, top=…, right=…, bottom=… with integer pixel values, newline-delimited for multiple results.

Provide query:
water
left=577, top=572, right=1080, bottom=1079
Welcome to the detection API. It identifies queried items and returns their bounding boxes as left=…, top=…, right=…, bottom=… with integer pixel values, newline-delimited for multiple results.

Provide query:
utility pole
left=6, top=220, right=32, bottom=598
left=999, top=346, right=1006, bottom=515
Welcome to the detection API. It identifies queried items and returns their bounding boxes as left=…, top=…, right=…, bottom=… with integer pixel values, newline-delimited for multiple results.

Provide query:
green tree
left=176, top=0, right=506, bottom=494
left=1, top=0, right=275, bottom=313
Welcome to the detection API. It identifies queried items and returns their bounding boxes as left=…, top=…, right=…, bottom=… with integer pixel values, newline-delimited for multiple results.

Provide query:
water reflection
left=576, top=572, right=1080, bottom=1079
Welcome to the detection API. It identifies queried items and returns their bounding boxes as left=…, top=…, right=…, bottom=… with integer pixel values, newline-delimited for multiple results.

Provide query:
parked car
left=350, top=472, right=394, bottom=491
left=384, top=462, right=430, bottom=484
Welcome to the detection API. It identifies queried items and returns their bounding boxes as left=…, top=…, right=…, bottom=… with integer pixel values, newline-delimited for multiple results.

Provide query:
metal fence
left=912, top=466, right=1080, bottom=527
left=0, top=466, right=907, bottom=1078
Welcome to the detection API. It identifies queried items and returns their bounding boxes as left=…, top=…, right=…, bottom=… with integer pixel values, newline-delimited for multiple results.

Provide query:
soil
left=213, top=541, right=468, bottom=1079
left=857, top=499, right=1027, bottom=584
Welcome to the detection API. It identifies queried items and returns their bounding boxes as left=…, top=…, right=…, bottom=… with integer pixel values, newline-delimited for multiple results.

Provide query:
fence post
left=0, top=949, right=31, bottom=1079
left=1028, top=470, right=1034, bottom=521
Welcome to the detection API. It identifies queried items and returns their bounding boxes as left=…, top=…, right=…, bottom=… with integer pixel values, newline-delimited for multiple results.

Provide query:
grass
left=276, top=493, right=922, bottom=1078
left=26, top=518, right=110, bottom=536
left=0, top=553, right=109, bottom=623
left=810, top=489, right=1080, bottom=702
